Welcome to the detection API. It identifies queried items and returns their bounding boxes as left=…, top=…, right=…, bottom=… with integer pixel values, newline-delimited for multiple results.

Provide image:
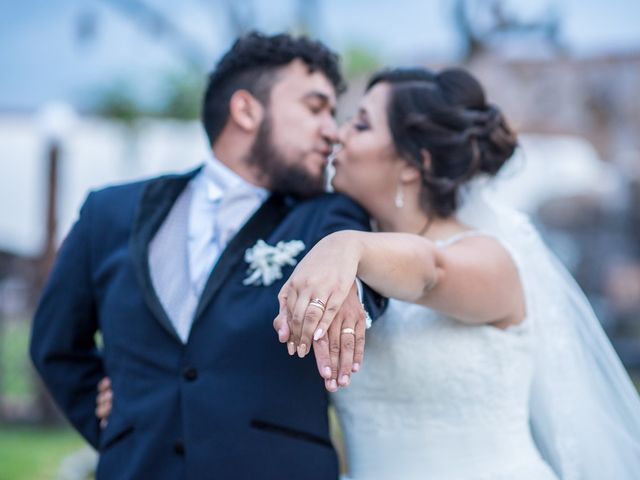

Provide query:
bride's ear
left=399, top=149, right=432, bottom=184
left=399, top=159, right=422, bottom=184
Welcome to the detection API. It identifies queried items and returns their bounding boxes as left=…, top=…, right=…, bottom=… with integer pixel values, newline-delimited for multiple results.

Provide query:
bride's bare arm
left=280, top=230, right=524, bottom=353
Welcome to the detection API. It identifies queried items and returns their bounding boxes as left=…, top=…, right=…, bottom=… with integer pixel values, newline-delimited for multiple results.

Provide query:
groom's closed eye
left=302, top=91, right=336, bottom=117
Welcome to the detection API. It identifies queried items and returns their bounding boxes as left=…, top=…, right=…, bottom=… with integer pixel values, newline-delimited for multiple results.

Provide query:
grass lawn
left=1, top=319, right=33, bottom=398
left=0, top=427, right=88, bottom=480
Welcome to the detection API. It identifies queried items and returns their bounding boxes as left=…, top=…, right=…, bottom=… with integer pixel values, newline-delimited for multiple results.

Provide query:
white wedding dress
left=332, top=181, right=640, bottom=479
left=333, top=233, right=558, bottom=480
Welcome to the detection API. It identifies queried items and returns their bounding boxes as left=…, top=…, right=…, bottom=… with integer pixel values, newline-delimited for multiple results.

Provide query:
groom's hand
left=96, top=376, right=112, bottom=428
left=313, top=283, right=366, bottom=391
left=273, top=283, right=366, bottom=391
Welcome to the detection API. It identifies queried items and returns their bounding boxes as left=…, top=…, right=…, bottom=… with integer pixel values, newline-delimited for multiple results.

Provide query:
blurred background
left=1, top=0, right=639, bottom=478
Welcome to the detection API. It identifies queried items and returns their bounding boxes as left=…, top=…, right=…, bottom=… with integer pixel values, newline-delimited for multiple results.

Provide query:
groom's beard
left=248, top=117, right=326, bottom=199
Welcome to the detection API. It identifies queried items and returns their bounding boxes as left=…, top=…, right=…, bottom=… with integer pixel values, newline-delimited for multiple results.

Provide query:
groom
left=30, top=32, right=382, bottom=479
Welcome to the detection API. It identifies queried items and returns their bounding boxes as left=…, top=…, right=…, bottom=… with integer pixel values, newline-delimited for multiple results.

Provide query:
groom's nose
left=320, top=116, right=339, bottom=144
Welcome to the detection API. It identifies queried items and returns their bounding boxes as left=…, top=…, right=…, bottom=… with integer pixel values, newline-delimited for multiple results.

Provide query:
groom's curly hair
left=202, top=31, right=345, bottom=146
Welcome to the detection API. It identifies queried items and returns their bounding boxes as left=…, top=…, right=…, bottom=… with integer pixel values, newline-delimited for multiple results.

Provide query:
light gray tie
left=189, top=186, right=263, bottom=293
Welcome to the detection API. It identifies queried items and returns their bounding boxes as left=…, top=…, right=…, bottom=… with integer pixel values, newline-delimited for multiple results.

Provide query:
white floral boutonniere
left=243, top=239, right=306, bottom=286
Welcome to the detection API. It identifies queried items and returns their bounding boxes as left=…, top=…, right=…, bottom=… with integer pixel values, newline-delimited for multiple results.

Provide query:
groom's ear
left=228, top=90, right=265, bottom=133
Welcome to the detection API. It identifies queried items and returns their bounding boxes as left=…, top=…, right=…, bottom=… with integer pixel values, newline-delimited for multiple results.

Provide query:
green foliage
left=92, top=68, right=205, bottom=123
left=92, top=81, right=143, bottom=125
left=343, top=45, right=381, bottom=78
left=158, top=69, right=206, bottom=120
left=1, top=319, right=32, bottom=398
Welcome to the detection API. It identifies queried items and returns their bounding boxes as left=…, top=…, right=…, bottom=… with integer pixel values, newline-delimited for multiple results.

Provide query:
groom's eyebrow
left=303, top=91, right=336, bottom=116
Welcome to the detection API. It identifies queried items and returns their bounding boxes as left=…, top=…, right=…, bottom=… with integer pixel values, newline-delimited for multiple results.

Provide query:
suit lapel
left=193, top=194, right=291, bottom=321
left=129, top=168, right=201, bottom=343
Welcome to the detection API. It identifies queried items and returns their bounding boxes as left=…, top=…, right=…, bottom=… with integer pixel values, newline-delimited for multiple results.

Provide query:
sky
left=1, top=0, right=640, bottom=111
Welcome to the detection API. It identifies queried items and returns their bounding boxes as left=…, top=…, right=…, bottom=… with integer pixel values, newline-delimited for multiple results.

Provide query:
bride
left=275, top=67, right=640, bottom=479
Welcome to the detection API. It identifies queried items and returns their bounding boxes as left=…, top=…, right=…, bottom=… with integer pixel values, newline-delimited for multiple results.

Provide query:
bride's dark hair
left=367, top=67, right=517, bottom=218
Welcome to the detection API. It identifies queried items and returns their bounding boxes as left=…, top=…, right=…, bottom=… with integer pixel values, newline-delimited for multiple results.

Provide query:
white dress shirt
left=187, top=153, right=269, bottom=298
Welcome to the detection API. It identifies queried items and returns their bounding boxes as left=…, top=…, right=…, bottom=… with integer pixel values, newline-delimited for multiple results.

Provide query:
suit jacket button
left=173, top=440, right=185, bottom=455
left=183, top=367, right=198, bottom=381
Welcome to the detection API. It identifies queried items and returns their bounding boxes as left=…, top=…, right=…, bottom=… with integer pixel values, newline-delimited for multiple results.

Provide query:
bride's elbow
left=421, top=260, right=443, bottom=297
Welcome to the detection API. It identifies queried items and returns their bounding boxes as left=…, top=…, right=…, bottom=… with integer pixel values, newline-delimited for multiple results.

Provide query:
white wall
left=0, top=114, right=209, bottom=256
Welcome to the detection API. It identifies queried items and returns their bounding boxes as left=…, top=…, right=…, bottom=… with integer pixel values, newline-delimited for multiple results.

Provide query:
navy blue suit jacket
left=30, top=168, right=384, bottom=480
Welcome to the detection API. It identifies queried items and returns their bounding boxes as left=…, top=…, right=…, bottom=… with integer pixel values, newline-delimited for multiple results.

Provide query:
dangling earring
left=394, top=183, right=404, bottom=209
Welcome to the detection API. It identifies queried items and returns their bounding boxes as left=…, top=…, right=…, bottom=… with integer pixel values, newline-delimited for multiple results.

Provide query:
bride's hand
left=274, top=282, right=366, bottom=390
left=278, top=231, right=361, bottom=358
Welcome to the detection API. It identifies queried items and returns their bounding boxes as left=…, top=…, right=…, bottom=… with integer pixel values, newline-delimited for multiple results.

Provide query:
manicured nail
left=352, top=363, right=360, bottom=372
left=297, top=344, right=307, bottom=358
left=339, top=375, right=350, bottom=386
left=323, top=366, right=332, bottom=378
left=287, top=342, right=295, bottom=356
left=313, top=328, right=323, bottom=341
left=329, top=379, right=337, bottom=391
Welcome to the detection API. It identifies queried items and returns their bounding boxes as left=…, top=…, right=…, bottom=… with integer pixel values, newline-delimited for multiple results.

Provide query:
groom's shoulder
left=290, top=192, right=366, bottom=215
left=287, top=192, right=369, bottom=230
left=89, top=167, right=200, bottom=206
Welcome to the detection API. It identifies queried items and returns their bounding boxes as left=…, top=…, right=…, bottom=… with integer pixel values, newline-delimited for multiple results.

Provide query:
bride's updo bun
left=367, top=67, right=517, bottom=217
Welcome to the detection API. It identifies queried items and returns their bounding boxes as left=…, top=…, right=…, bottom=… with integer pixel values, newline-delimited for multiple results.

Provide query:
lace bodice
left=333, top=234, right=558, bottom=479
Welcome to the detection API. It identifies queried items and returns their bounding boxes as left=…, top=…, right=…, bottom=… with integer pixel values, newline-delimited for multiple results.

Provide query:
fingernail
left=287, top=342, right=295, bottom=356
left=339, top=375, right=350, bottom=386
left=329, top=379, right=337, bottom=391
left=313, top=329, right=323, bottom=341
left=277, top=329, right=285, bottom=340
left=352, top=363, right=360, bottom=372
left=297, top=344, right=307, bottom=358
left=323, top=366, right=332, bottom=378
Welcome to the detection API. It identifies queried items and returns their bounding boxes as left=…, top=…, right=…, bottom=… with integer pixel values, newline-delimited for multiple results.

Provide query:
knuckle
left=303, top=312, right=318, bottom=324
left=342, top=338, right=355, bottom=350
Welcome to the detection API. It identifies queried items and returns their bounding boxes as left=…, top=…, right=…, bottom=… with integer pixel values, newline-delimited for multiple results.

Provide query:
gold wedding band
left=308, top=298, right=326, bottom=312
left=341, top=328, right=356, bottom=335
